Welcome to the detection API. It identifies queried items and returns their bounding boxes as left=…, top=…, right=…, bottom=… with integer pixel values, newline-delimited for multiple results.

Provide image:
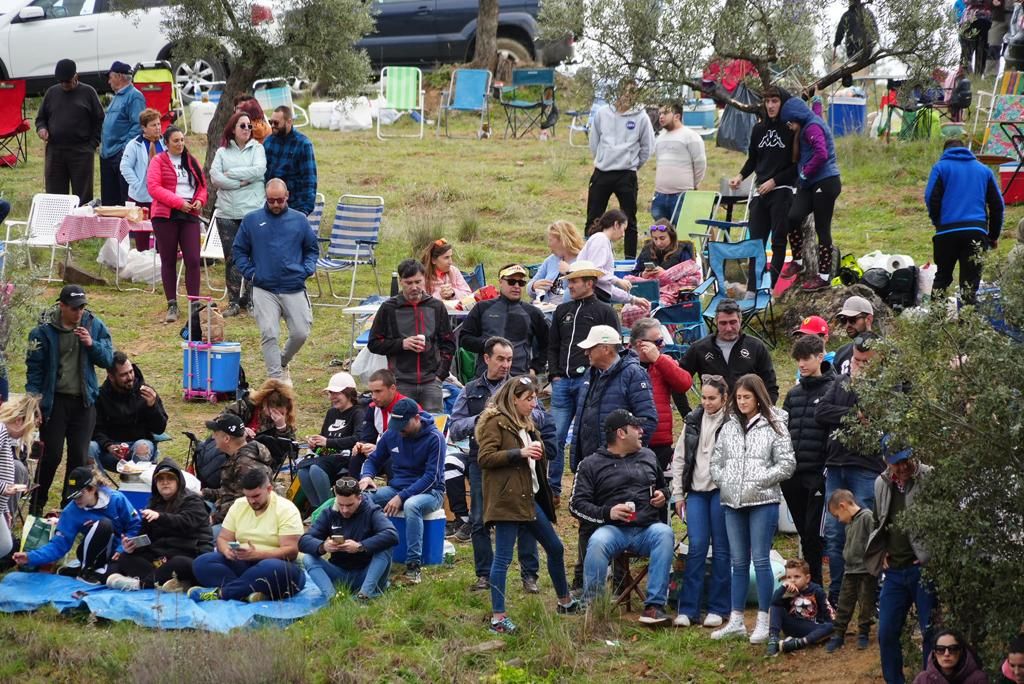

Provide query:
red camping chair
left=137, top=81, right=177, bottom=132
left=0, top=80, right=31, bottom=168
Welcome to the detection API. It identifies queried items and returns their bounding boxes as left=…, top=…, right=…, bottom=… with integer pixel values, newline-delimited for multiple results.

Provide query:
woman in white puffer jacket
left=709, top=373, right=796, bottom=646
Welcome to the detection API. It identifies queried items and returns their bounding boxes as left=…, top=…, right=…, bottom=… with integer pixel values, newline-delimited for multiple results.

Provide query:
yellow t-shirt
left=222, top=492, right=303, bottom=552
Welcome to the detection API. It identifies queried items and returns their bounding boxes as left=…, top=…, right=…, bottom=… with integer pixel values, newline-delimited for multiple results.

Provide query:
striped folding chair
left=377, top=66, right=424, bottom=140
left=253, top=77, right=309, bottom=127
left=313, top=194, right=384, bottom=306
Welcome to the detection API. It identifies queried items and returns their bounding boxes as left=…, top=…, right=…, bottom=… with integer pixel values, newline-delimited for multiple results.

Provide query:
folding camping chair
left=314, top=194, right=384, bottom=306
left=498, top=68, right=557, bottom=139
left=673, top=190, right=720, bottom=276
left=693, top=238, right=776, bottom=347
left=133, top=61, right=184, bottom=133
left=566, top=98, right=606, bottom=147
left=253, top=78, right=309, bottom=128
left=2, top=193, right=78, bottom=282
left=178, top=214, right=227, bottom=299
left=377, top=66, right=425, bottom=140
left=0, top=80, right=31, bottom=167
left=462, top=263, right=486, bottom=291
left=437, top=68, right=492, bottom=138
left=308, top=192, right=326, bottom=235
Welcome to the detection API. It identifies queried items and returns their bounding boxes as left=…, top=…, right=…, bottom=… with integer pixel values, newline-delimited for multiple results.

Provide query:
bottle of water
left=443, top=540, right=456, bottom=566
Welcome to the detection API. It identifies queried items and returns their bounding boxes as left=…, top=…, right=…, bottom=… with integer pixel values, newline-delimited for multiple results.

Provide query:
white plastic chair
left=2, top=193, right=79, bottom=282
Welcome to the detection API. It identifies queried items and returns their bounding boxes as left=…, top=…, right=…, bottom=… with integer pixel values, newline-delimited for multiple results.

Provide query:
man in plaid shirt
left=264, top=106, right=318, bottom=216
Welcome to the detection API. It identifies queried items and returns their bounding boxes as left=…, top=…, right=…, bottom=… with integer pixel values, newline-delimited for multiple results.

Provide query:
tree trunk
left=468, top=0, right=499, bottom=71
left=200, top=62, right=262, bottom=215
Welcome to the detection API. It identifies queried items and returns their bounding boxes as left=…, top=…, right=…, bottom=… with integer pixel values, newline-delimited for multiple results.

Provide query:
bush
left=457, top=213, right=481, bottom=243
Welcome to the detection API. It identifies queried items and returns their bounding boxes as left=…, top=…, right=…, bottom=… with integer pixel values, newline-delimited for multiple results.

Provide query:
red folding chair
left=0, top=80, right=31, bottom=168
left=137, top=81, right=176, bottom=132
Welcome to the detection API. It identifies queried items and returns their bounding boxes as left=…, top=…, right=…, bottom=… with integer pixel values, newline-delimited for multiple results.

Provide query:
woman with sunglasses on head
left=620, top=221, right=702, bottom=327
left=578, top=209, right=651, bottom=311
left=913, top=629, right=988, bottom=684
left=210, top=110, right=268, bottom=318
left=476, top=376, right=579, bottom=634
left=528, top=220, right=583, bottom=305
left=421, top=239, right=472, bottom=303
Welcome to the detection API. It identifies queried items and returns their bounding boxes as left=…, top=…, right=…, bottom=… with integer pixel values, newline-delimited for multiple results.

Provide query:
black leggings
left=748, top=189, right=794, bottom=287
left=788, top=176, right=842, bottom=275
left=932, top=232, right=986, bottom=305
left=110, top=551, right=198, bottom=588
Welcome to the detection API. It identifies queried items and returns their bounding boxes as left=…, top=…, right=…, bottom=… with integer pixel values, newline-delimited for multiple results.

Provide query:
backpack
left=180, top=303, right=225, bottom=343
left=860, top=268, right=892, bottom=298
left=885, top=265, right=919, bottom=312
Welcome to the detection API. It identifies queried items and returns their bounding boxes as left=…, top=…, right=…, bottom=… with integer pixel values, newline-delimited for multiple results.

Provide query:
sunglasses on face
left=238, top=123, right=253, bottom=130
left=837, top=314, right=866, bottom=324
left=266, top=197, right=287, bottom=205
left=503, top=279, right=527, bottom=287
left=934, top=645, right=962, bottom=655
left=649, top=224, right=669, bottom=233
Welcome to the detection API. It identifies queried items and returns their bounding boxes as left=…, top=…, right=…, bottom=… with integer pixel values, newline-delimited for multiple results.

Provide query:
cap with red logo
left=792, top=315, right=829, bottom=337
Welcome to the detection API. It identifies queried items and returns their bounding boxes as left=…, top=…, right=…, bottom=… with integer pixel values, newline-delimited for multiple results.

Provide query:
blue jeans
left=467, top=458, right=539, bottom=579
left=723, top=503, right=778, bottom=612
left=297, top=465, right=333, bottom=509
left=490, top=503, right=569, bottom=614
left=769, top=609, right=834, bottom=643
left=88, top=439, right=157, bottom=474
left=651, top=191, right=683, bottom=224
left=677, top=490, right=731, bottom=620
left=823, top=466, right=879, bottom=601
left=583, top=523, right=675, bottom=607
left=192, top=552, right=306, bottom=601
left=550, top=375, right=584, bottom=494
left=304, top=549, right=392, bottom=599
left=370, top=486, right=443, bottom=566
left=878, top=565, right=936, bottom=684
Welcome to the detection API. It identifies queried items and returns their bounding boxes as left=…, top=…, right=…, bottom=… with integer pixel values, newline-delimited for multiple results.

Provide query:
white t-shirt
left=518, top=428, right=540, bottom=495
left=168, top=153, right=195, bottom=200
left=654, top=125, right=707, bottom=194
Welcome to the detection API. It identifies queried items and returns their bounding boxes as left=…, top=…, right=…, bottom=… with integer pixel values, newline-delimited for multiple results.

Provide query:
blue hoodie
left=924, top=146, right=1004, bottom=241
left=780, top=98, right=840, bottom=188
left=25, top=487, right=141, bottom=566
left=232, top=205, right=320, bottom=294
left=299, top=493, right=399, bottom=570
left=361, top=410, right=445, bottom=501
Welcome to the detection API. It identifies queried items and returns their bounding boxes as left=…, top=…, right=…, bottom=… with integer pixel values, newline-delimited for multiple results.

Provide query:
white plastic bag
left=126, top=249, right=161, bottom=285
left=351, top=346, right=388, bottom=382
left=97, top=236, right=130, bottom=270
left=331, top=96, right=373, bottom=131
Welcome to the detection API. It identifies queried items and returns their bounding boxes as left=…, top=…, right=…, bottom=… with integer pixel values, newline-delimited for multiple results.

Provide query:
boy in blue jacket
left=357, top=398, right=445, bottom=585
left=924, top=138, right=1004, bottom=304
left=13, top=466, right=141, bottom=583
left=299, top=477, right=399, bottom=600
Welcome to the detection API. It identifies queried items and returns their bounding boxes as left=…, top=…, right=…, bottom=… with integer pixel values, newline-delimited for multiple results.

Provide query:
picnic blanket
left=0, top=571, right=327, bottom=632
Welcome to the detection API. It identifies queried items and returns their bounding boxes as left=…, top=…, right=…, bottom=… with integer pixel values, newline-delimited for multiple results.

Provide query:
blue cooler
left=181, top=342, right=241, bottom=393
left=683, top=98, right=716, bottom=129
left=119, top=479, right=150, bottom=511
left=389, top=507, right=446, bottom=565
left=829, top=96, right=867, bottom=136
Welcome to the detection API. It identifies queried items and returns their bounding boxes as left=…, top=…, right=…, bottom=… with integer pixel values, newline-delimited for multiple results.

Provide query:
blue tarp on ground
left=0, top=572, right=327, bottom=632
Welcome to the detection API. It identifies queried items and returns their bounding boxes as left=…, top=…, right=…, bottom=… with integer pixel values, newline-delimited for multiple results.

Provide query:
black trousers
left=32, top=394, right=95, bottom=515
left=75, top=518, right=115, bottom=575
left=586, top=168, right=640, bottom=258
left=110, top=552, right=199, bottom=588
left=932, top=232, right=986, bottom=305
left=788, top=176, right=842, bottom=275
left=781, top=471, right=826, bottom=587
left=748, top=189, right=794, bottom=287
left=99, top=152, right=129, bottom=206
left=45, top=144, right=96, bottom=205
left=833, top=571, right=878, bottom=636
left=215, top=217, right=252, bottom=307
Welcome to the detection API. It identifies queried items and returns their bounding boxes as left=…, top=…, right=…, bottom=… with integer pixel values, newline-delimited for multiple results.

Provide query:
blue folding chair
left=693, top=238, right=776, bottom=347
left=437, top=68, right=492, bottom=138
left=307, top=192, right=325, bottom=234
left=652, top=297, right=707, bottom=350
left=630, top=279, right=661, bottom=309
left=462, top=263, right=486, bottom=292
left=499, top=68, right=557, bottom=139
left=313, top=194, right=384, bottom=306
left=253, top=77, right=309, bottom=127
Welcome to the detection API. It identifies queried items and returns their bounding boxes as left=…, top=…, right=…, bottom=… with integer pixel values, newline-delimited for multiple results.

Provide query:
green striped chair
left=377, top=66, right=425, bottom=140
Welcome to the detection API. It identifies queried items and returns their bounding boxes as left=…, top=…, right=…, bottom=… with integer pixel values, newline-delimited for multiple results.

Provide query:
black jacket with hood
left=93, top=363, right=169, bottom=452
left=814, top=373, right=885, bottom=473
left=781, top=362, right=836, bottom=475
left=144, top=458, right=214, bottom=559
left=569, top=446, right=670, bottom=528
left=737, top=87, right=798, bottom=189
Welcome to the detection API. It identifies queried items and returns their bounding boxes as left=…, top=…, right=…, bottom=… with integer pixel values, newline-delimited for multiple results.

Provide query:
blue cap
left=108, top=61, right=133, bottom=75
left=387, top=398, right=420, bottom=433
left=881, top=434, right=913, bottom=464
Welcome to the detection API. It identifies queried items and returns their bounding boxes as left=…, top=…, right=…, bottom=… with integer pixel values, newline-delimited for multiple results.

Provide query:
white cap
left=324, top=372, right=357, bottom=393
left=577, top=325, right=623, bottom=349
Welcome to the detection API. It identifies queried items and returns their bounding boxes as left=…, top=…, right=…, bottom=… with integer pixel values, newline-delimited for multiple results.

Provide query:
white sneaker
left=749, top=611, right=771, bottom=644
left=710, top=611, right=747, bottom=640
left=279, top=367, right=293, bottom=386
left=106, top=573, right=141, bottom=591
left=673, top=614, right=691, bottom=627
left=703, top=613, right=725, bottom=628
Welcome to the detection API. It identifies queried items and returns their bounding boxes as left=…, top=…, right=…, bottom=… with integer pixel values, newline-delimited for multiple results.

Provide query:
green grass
left=0, top=98, right=1015, bottom=682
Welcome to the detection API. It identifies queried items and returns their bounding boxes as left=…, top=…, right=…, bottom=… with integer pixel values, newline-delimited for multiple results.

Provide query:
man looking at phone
left=89, top=351, right=168, bottom=473
left=26, top=285, right=114, bottom=515
left=300, top=476, right=399, bottom=600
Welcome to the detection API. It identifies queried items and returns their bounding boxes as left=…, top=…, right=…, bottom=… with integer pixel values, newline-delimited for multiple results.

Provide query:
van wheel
left=496, top=37, right=533, bottom=67
left=174, top=56, right=226, bottom=103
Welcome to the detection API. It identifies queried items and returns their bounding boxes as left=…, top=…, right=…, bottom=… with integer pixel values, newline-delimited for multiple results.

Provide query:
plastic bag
left=351, top=346, right=388, bottom=382
left=127, top=250, right=161, bottom=285
left=330, top=97, right=374, bottom=131
left=97, top=237, right=130, bottom=270
left=716, top=83, right=758, bottom=154
left=20, top=514, right=56, bottom=554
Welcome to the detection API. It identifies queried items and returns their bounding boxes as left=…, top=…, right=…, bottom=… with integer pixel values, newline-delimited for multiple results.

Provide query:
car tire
left=495, top=37, right=533, bottom=67
left=173, top=55, right=227, bottom=103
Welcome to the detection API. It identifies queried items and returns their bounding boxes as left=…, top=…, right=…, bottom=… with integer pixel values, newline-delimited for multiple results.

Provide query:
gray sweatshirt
left=589, top=106, right=655, bottom=172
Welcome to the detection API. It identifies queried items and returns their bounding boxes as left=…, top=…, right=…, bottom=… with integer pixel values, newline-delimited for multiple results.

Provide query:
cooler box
left=1000, top=163, right=1024, bottom=205
left=683, top=98, right=716, bottom=129
left=829, top=96, right=867, bottom=136
left=119, top=478, right=150, bottom=511
left=309, top=101, right=334, bottom=129
left=389, top=507, right=446, bottom=566
left=181, top=342, right=241, bottom=393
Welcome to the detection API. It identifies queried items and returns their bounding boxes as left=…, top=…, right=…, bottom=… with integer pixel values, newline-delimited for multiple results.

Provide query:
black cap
left=108, top=61, right=132, bottom=76
left=65, top=466, right=96, bottom=502
left=604, top=409, right=643, bottom=433
left=55, top=59, right=77, bottom=82
left=205, top=414, right=246, bottom=437
left=57, top=284, right=87, bottom=307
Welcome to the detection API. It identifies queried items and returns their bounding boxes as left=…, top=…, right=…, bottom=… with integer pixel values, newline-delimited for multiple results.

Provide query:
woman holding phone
left=0, top=394, right=41, bottom=557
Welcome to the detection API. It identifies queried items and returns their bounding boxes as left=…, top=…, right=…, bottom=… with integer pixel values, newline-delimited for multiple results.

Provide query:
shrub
left=405, top=213, right=446, bottom=257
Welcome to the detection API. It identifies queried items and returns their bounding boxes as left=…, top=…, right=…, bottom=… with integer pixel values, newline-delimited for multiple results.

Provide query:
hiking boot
left=766, top=636, right=780, bottom=657
left=246, top=592, right=267, bottom=603
left=188, top=586, right=220, bottom=602
left=222, top=303, right=241, bottom=318
left=800, top=277, right=830, bottom=292
left=780, top=261, right=804, bottom=278
left=402, top=563, right=422, bottom=585
left=711, top=612, right=747, bottom=640
left=702, top=613, right=725, bottom=628
left=165, top=300, right=179, bottom=323
left=556, top=599, right=581, bottom=615
left=825, top=635, right=845, bottom=653
left=469, top=576, right=490, bottom=592
left=782, top=637, right=808, bottom=653
left=638, top=604, right=669, bottom=626
left=489, top=616, right=517, bottom=634
left=105, top=573, right=141, bottom=591
left=454, top=521, right=473, bottom=543
left=857, top=633, right=871, bottom=650
left=521, top=576, right=540, bottom=594
left=159, top=578, right=189, bottom=593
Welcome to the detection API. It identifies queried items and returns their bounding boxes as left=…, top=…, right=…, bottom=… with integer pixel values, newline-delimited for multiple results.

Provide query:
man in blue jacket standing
left=925, top=138, right=1004, bottom=304
left=358, top=398, right=445, bottom=585
left=233, top=179, right=319, bottom=385
left=26, top=285, right=114, bottom=515
left=99, top=61, right=146, bottom=206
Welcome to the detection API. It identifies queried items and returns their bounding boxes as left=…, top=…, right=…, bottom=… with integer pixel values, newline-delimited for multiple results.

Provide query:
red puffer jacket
left=146, top=151, right=208, bottom=220
left=645, top=353, right=692, bottom=447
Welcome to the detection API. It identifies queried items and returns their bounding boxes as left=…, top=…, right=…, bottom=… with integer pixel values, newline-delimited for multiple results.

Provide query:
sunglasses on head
left=503, top=278, right=527, bottom=287
left=335, top=476, right=358, bottom=489
left=649, top=224, right=669, bottom=233
left=934, top=644, right=962, bottom=655
left=702, top=374, right=724, bottom=384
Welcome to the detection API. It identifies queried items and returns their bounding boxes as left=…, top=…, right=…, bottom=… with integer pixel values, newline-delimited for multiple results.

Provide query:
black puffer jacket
left=569, top=447, right=670, bottom=528
left=144, top=458, right=214, bottom=559
left=674, top=406, right=727, bottom=495
left=782, top=363, right=836, bottom=475
left=814, top=374, right=885, bottom=473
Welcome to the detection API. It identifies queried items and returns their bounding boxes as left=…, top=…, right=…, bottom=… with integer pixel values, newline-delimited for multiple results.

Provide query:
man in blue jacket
left=358, top=398, right=445, bottom=585
left=233, top=179, right=319, bottom=385
left=925, top=138, right=1004, bottom=304
left=100, top=61, right=146, bottom=206
left=300, top=476, right=399, bottom=600
left=26, top=285, right=114, bottom=515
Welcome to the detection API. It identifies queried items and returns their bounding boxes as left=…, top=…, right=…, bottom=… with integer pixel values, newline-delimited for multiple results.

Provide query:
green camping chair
left=377, top=66, right=425, bottom=140
left=674, top=190, right=721, bottom=277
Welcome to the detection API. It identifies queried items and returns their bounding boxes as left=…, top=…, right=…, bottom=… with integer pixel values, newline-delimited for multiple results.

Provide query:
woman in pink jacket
left=146, top=126, right=207, bottom=322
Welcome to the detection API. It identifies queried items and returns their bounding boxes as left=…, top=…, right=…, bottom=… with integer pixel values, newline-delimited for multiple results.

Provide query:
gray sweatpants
left=252, top=287, right=313, bottom=379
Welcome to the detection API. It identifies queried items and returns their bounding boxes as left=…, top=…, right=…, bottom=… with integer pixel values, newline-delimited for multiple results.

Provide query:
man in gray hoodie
left=586, top=86, right=655, bottom=259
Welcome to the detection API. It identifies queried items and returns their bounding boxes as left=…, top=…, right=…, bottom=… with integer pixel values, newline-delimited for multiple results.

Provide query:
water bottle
left=443, top=540, right=456, bottom=566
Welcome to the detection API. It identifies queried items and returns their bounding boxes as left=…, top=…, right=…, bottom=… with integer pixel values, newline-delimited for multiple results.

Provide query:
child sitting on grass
left=826, top=488, right=878, bottom=653
left=767, top=558, right=835, bottom=656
